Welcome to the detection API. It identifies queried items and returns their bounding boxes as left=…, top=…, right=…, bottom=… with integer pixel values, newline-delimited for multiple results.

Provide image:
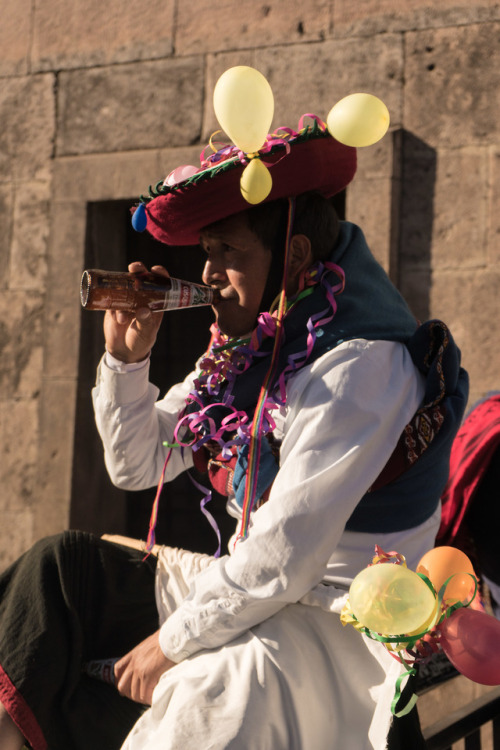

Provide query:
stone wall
left=1, top=0, right=499, bottom=569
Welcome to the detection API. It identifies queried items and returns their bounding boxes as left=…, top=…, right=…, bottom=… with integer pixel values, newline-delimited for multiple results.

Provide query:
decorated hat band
left=132, top=65, right=390, bottom=247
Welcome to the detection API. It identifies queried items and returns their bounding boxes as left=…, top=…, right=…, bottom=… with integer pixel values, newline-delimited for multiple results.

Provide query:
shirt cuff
left=104, top=350, right=150, bottom=373
left=96, top=352, right=158, bottom=406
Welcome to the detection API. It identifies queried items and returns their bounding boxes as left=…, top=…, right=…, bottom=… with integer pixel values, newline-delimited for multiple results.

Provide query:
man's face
left=200, top=212, right=273, bottom=338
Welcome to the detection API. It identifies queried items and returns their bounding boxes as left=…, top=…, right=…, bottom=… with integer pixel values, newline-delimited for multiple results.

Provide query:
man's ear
left=286, top=234, right=313, bottom=294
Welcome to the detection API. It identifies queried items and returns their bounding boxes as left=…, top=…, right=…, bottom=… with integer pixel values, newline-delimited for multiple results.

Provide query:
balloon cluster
left=342, top=545, right=500, bottom=697
left=210, top=66, right=391, bottom=205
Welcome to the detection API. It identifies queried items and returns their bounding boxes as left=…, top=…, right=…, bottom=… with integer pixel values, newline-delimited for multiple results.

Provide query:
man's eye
left=222, top=243, right=236, bottom=253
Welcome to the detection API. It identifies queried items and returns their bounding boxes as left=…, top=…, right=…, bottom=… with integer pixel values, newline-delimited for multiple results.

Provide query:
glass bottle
left=82, top=657, right=118, bottom=685
left=80, top=269, right=220, bottom=312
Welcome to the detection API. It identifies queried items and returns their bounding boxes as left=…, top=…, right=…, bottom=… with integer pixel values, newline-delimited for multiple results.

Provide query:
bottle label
left=83, top=658, right=118, bottom=685
left=149, top=278, right=212, bottom=312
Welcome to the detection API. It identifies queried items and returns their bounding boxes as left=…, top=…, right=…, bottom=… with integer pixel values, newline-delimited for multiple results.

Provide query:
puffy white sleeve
left=92, top=354, right=196, bottom=490
left=158, top=339, right=425, bottom=661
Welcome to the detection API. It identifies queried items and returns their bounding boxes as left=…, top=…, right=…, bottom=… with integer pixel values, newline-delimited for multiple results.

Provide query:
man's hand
left=115, top=630, right=175, bottom=705
left=103, top=262, right=169, bottom=363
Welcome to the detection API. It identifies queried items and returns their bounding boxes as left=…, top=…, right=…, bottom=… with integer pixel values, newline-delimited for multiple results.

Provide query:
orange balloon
left=417, top=546, right=477, bottom=604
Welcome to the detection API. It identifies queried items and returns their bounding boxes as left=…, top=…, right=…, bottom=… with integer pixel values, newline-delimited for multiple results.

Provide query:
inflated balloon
left=213, top=66, right=274, bottom=153
left=349, top=563, right=436, bottom=635
left=417, top=546, right=477, bottom=604
left=240, top=158, right=273, bottom=204
left=131, top=203, right=147, bottom=232
left=164, top=164, right=199, bottom=187
left=440, top=608, right=500, bottom=685
left=326, top=93, right=390, bottom=147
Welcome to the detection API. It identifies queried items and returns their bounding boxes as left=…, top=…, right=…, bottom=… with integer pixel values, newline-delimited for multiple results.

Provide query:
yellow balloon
left=213, top=66, right=274, bottom=153
left=326, top=93, right=390, bottom=147
left=240, top=159, right=273, bottom=204
left=349, top=563, right=436, bottom=635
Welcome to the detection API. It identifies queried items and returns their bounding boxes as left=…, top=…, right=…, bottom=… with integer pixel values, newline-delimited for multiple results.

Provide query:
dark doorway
left=71, top=200, right=233, bottom=555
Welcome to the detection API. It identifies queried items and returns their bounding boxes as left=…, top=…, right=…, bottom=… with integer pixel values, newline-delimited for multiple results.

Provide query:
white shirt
left=93, top=338, right=439, bottom=663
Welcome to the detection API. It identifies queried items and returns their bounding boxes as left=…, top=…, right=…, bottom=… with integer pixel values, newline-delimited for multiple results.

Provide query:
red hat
left=136, top=120, right=357, bottom=246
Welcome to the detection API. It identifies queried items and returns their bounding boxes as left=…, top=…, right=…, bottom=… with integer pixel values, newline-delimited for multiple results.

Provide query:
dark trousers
left=0, top=531, right=158, bottom=750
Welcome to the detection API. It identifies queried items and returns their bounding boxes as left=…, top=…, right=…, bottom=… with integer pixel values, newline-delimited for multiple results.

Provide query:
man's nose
left=202, top=258, right=226, bottom=286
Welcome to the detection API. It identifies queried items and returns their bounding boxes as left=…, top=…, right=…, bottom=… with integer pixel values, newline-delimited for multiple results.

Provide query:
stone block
left=176, top=0, right=331, bottom=56
left=258, top=37, right=403, bottom=132
left=488, top=148, right=500, bottom=265
left=53, top=151, right=163, bottom=202
left=0, top=0, right=31, bottom=76
left=10, top=181, right=51, bottom=290
left=0, top=398, right=39, bottom=511
left=32, top=0, right=174, bottom=71
left=57, top=58, right=204, bottom=156
left=43, top=297, right=81, bottom=382
left=347, top=175, right=395, bottom=275
left=431, top=147, right=489, bottom=269
left=43, top=202, right=86, bottom=381
left=428, top=267, right=500, bottom=399
left=0, top=510, right=35, bottom=573
left=0, top=74, right=55, bottom=182
left=38, top=378, right=77, bottom=519
left=334, top=0, right=500, bottom=36
left=405, top=23, right=500, bottom=148
left=0, top=291, right=44, bottom=399
left=203, top=36, right=403, bottom=139
left=0, top=187, right=14, bottom=290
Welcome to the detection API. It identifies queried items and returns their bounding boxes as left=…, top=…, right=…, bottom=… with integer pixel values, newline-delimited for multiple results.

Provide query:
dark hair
left=245, top=192, right=340, bottom=310
left=246, top=191, right=340, bottom=262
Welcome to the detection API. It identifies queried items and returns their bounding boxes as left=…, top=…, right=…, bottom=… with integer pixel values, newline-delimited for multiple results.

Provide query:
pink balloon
left=440, top=608, right=500, bottom=685
left=164, top=165, right=199, bottom=187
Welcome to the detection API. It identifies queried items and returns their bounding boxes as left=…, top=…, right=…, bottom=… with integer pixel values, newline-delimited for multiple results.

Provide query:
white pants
left=121, top=546, right=401, bottom=750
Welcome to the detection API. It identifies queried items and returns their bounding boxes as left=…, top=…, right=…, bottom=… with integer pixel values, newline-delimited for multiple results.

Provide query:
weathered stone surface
left=347, top=173, right=397, bottom=276
left=43, top=202, right=87, bottom=381
left=258, top=36, right=403, bottom=132
left=0, top=398, right=39, bottom=511
left=0, top=74, right=55, bottom=182
left=32, top=0, right=174, bottom=71
left=38, top=378, right=77, bottom=523
left=57, top=58, right=204, bottom=156
left=431, top=147, right=490, bottom=269
left=203, top=37, right=403, bottom=139
left=10, top=181, right=51, bottom=290
left=0, top=510, right=35, bottom=572
left=53, top=151, right=162, bottom=202
left=405, top=23, right=500, bottom=148
left=425, top=267, right=500, bottom=402
left=0, top=187, right=14, bottom=290
left=488, top=148, right=500, bottom=265
left=401, top=145, right=489, bottom=271
left=176, top=0, right=331, bottom=55
left=334, top=0, right=500, bottom=36
left=0, top=0, right=31, bottom=76
left=0, top=291, right=44, bottom=399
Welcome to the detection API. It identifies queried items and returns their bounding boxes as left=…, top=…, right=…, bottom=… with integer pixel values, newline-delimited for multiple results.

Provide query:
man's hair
left=246, top=191, right=340, bottom=262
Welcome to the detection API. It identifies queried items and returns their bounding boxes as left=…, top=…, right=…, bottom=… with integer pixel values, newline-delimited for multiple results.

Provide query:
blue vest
left=232, top=222, right=469, bottom=533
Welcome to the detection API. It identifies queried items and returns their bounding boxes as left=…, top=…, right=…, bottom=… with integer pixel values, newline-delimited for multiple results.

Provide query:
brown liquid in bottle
left=80, top=269, right=219, bottom=312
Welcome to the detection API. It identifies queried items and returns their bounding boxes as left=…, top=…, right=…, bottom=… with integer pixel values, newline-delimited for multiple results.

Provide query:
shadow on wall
left=397, top=130, right=437, bottom=324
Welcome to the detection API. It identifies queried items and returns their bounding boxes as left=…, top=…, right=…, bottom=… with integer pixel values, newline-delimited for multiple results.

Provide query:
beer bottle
left=80, top=269, right=220, bottom=313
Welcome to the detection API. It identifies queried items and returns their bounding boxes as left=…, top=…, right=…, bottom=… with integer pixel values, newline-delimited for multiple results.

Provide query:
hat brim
left=144, top=130, right=357, bottom=246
